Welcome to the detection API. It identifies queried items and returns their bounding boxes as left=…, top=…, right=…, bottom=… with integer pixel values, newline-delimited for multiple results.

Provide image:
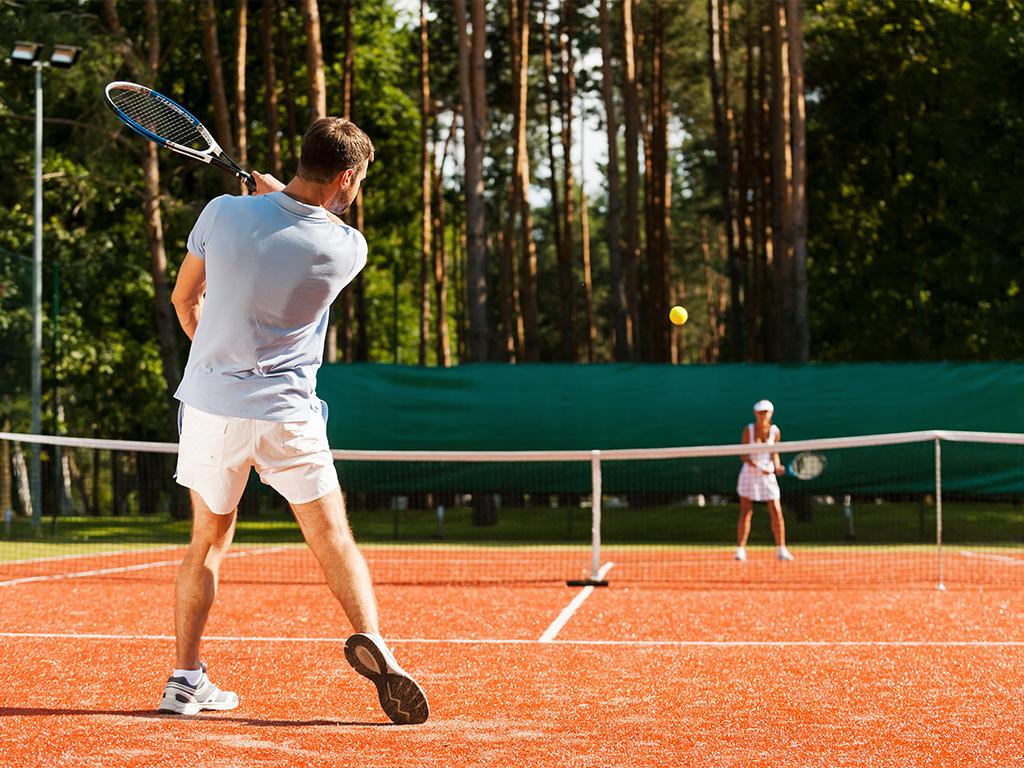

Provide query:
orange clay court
left=1, top=545, right=1022, bottom=768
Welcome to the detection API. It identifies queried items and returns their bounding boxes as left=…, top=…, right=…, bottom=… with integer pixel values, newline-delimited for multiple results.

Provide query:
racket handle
left=239, top=171, right=256, bottom=192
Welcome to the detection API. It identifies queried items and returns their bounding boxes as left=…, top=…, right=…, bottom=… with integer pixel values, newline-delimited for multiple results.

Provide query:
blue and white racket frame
left=104, top=81, right=255, bottom=191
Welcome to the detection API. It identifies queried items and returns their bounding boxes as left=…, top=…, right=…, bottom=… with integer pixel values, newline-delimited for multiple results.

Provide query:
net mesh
left=108, top=86, right=208, bottom=151
left=1, top=431, right=1021, bottom=588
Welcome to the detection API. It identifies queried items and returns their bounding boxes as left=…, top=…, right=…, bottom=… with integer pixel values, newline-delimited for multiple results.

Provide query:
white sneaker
left=157, top=662, right=238, bottom=715
left=345, top=633, right=429, bottom=724
left=777, top=546, right=794, bottom=561
left=735, top=546, right=746, bottom=562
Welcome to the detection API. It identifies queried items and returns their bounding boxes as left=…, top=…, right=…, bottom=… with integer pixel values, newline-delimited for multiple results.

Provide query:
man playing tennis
left=160, top=117, right=428, bottom=724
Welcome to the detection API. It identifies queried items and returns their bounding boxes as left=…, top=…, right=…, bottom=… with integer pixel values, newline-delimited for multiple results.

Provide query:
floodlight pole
left=29, top=60, right=43, bottom=532
left=8, top=42, right=74, bottom=532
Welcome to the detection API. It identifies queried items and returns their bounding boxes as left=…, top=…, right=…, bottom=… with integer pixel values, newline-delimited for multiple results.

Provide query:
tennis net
left=0, top=429, right=1021, bottom=588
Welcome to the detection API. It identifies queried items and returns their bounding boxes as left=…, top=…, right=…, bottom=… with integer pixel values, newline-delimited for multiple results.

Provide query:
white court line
left=959, top=550, right=1024, bottom=565
left=538, top=562, right=615, bottom=643
left=0, top=631, right=1022, bottom=648
left=0, top=546, right=289, bottom=587
left=1, top=545, right=183, bottom=567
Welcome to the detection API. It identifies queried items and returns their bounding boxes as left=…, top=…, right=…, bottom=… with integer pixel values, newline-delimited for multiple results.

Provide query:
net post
left=935, top=436, right=945, bottom=591
left=567, top=449, right=608, bottom=587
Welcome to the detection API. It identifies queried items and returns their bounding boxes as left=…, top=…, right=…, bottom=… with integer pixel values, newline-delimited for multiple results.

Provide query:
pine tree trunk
left=723, top=0, right=751, bottom=360
left=645, top=1, right=671, bottom=362
left=621, top=0, right=642, bottom=347
left=770, top=0, right=793, bottom=361
left=599, top=0, right=630, bottom=360
left=558, top=0, right=578, bottom=361
left=301, top=0, right=327, bottom=121
left=352, top=192, right=368, bottom=361
left=201, top=0, right=237, bottom=194
left=512, top=0, right=540, bottom=362
left=542, top=2, right=564, bottom=358
left=343, top=0, right=354, bottom=117
left=708, top=0, right=742, bottom=360
left=419, top=0, right=432, bottom=366
left=455, top=0, right=490, bottom=361
left=454, top=206, right=468, bottom=361
left=339, top=0, right=355, bottom=360
left=13, top=442, right=31, bottom=519
left=787, top=0, right=809, bottom=362
left=433, top=115, right=453, bottom=367
left=701, top=219, right=721, bottom=362
left=742, top=0, right=762, bottom=360
left=757, top=4, right=774, bottom=360
left=261, top=0, right=282, bottom=178
left=349, top=2, right=368, bottom=363
left=499, top=192, right=518, bottom=361
left=1, top=414, right=12, bottom=519
left=279, top=1, right=299, bottom=171
left=579, top=140, right=595, bottom=363
left=235, top=0, right=248, bottom=195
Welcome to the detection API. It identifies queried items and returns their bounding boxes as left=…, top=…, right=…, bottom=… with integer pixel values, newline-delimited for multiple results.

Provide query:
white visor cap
left=753, top=399, right=774, bottom=414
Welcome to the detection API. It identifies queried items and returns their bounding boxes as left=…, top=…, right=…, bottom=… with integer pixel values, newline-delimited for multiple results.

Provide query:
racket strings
left=109, top=89, right=209, bottom=152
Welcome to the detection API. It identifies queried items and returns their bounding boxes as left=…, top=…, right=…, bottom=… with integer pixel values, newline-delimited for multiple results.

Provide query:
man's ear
left=337, top=168, right=355, bottom=190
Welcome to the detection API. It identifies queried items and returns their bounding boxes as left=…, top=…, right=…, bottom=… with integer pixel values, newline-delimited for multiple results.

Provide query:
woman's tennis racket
left=786, top=451, right=827, bottom=480
left=104, top=81, right=255, bottom=192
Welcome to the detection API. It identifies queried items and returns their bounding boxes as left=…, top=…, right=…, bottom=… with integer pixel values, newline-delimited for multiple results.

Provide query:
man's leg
left=158, top=490, right=239, bottom=714
left=290, top=487, right=428, bottom=724
left=175, top=490, right=238, bottom=669
left=289, top=487, right=378, bottom=634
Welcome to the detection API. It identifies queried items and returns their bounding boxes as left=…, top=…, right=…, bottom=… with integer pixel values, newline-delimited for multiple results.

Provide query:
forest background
left=0, top=0, right=1022, bottom=441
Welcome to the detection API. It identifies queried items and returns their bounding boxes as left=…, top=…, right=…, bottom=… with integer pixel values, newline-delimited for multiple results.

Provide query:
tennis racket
left=785, top=451, right=827, bottom=480
left=104, top=81, right=255, bottom=192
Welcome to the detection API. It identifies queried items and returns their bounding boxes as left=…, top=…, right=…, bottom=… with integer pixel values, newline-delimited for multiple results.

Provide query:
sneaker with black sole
left=157, top=662, right=238, bottom=715
left=344, top=633, right=429, bottom=725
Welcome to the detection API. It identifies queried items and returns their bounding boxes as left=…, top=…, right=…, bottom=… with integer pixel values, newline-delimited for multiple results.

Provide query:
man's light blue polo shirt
left=174, top=192, right=366, bottom=422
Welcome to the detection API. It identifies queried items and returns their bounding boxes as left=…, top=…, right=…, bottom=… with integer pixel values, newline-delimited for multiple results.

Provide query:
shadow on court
left=0, top=707, right=393, bottom=728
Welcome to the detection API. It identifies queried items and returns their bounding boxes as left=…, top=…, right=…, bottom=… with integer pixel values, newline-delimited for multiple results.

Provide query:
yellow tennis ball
left=669, top=305, right=688, bottom=326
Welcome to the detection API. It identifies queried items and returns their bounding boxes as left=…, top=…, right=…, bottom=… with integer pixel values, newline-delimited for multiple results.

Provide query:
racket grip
left=240, top=171, right=256, bottom=192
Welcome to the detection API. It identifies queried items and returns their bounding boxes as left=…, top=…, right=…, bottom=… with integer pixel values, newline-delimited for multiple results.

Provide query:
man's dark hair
left=297, top=117, right=375, bottom=184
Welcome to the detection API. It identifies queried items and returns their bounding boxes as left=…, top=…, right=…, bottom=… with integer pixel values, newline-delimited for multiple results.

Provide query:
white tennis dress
left=737, top=423, right=781, bottom=502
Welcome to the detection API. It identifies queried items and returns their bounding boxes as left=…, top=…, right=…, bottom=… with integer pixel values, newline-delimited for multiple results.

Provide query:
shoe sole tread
left=344, top=634, right=429, bottom=725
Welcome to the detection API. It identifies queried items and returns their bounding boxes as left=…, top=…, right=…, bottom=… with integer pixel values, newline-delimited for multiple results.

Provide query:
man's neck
left=281, top=177, right=327, bottom=207
left=281, top=177, right=344, bottom=225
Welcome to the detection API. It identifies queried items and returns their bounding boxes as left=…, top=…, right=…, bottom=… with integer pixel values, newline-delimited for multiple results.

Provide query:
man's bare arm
left=171, top=252, right=207, bottom=341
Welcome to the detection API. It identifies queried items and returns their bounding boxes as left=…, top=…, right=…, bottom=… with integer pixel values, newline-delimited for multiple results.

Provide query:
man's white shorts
left=176, top=404, right=340, bottom=514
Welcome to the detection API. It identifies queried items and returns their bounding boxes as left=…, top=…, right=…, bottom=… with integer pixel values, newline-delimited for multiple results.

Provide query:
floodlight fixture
left=49, top=44, right=81, bottom=69
left=9, top=40, right=42, bottom=65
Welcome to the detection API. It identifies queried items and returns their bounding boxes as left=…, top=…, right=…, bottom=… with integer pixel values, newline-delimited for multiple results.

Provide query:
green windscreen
left=318, top=363, right=1024, bottom=495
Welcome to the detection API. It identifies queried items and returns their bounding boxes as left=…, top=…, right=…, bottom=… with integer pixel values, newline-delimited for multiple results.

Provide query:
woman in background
left=735, top=400, right=793, bottom=562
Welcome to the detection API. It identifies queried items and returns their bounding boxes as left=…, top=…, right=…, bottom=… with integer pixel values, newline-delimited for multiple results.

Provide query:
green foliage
left=806, top=0, right=1024, bottom=359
